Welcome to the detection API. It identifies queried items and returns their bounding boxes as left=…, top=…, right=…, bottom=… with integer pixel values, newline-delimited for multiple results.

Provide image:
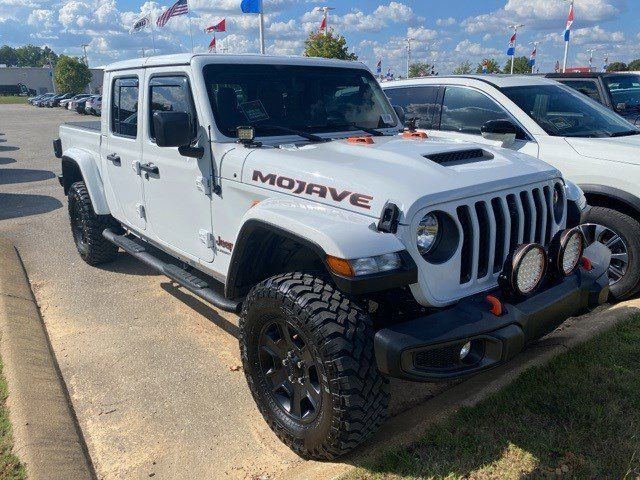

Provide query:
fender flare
left=225, top=198, right=416, bottom=298
left=579, top=183, right=640, bottom=217
left=61, top=149, right=110, bottom=215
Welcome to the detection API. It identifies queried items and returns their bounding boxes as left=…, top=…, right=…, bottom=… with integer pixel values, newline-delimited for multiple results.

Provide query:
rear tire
left=68, top=181, right=119, bottom=265
left=581, top=206, right=640, bottom=300
left=239, top=272, right=389, bottom=460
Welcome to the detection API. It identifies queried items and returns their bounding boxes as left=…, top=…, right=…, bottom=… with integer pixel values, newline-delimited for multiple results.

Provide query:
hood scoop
left=424, top=148, right=494, bottom=166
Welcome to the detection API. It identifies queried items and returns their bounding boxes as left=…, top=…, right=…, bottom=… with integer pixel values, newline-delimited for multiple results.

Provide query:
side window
left=440, top=86, right=513, bottom=136
left=560, top=80, right=603, bottom=103
left=149, top=76, right=197, bottom=140
left=111, top=77, right=139, bottom=138
left=385, top=86, right=439, bottom=129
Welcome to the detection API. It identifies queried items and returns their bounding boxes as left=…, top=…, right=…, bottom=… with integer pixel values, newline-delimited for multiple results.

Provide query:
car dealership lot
left=0, top=104, right=453, bottom=479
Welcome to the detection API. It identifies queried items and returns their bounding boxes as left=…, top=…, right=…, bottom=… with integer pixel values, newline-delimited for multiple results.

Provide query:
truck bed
left=64, top=120, right=101, bottom=132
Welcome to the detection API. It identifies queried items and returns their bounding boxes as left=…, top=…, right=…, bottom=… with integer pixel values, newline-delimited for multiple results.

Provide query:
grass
left=0, top=97, right=28, bottom=105
left=349, top=316, right=640, bottom=480
left=0, top=361, right=25, bottom=480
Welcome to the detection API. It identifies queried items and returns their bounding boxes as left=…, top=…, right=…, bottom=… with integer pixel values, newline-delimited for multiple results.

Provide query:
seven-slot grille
left=456, top=183, right=562, bottom=285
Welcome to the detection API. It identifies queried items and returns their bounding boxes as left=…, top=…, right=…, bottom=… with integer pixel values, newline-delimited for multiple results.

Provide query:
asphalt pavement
left=0, top=104, right=450, bottom=479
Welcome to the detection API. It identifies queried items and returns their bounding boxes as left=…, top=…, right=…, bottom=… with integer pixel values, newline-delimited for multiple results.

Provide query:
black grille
left=457, top=205, right=474, bottom=284
left=424, top=148, right=491, bottom=165
left=491, top=198, right=506, bottom=273
left=414, top=345, right=460, bottom=369
left=475, top=202, right=490, bottom=279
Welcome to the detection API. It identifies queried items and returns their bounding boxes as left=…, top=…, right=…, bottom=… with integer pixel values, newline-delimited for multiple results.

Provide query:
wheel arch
left=580, top=184, right=640, bottom=222
left=61, top=151, right=110, bottom=215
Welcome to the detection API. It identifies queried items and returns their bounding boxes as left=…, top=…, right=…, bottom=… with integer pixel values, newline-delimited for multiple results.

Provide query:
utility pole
left=507, top=24, right=524, bottom=75
left=405, top=37, right=414, bottom=78
left=587, top=48, right=595, bottom=71
left=316, top=6, right=335, bottom=36
left=81, top=44, right=89, bottom=66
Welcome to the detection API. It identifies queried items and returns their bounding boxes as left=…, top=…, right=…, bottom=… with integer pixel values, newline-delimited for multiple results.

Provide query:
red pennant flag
left=320, top=17, right=326, bottom=31
left=205, top=18, right=225, bottom=33
left=208, top=36, right=216, bottom=52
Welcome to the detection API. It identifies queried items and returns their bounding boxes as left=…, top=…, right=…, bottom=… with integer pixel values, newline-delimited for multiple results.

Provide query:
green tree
left=0, top=44, right=58, bottom=67
left=476, top=58, right=500, bottom=74
left=503, top=56, right=532, bottom=74
left=606, top=61, right=628, bottom=72
left=453, top=60, right=472, bottom=75
left=628, top=59, right=640, bottom=70
left=54, top=56, right=91, bottom=93
left=409, top=61, right=433, bottom=78
left=0, top=45, right=19, bottom=66
left=303, top=30, right=357, bottom=61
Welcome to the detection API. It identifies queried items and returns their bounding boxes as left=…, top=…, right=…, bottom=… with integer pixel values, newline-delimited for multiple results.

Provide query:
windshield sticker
left=240, top=100, right=269, bottom=123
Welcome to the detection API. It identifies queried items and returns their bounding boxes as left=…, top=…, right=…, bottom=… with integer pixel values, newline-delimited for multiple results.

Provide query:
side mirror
left=481, top=120, right=518, bottom=144
left=153, top=111, right=193, bottom=148
left=393, top=105, right=406, bottom=125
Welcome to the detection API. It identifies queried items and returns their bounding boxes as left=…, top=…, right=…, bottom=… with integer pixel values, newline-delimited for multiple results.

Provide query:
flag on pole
left=555, top=60, right=560, bottom=72
left=205, top=19, right=225, bottom=33
left=603, top=54, right=609, bottom=72
left=241, top=0, right=261, bottom=13
left=564, top=1, right=574, bottom=42
left=320, top=16, right=327, bottom=31
left=156, top=0, right=188, bottom=27
left=529, top=45, right=537, bottom=66
left=131, top=16, right=150, bottom=33
left=506, top=32, right=516, bottom=56
left=208, top=37, right=216, bottom=52
left=376, top=59, right=382, bottom=75
left=482, top=60, right=488, bottom=74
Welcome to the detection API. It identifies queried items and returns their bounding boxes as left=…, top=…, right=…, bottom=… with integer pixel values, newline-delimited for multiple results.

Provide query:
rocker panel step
left=102, top=229, right=242, bottom=313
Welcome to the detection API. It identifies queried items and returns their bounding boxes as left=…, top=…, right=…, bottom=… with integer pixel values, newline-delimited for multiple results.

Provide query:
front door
left=102, top=74, right=147, bottom=230
left=141, top=72, right=214, bottom=262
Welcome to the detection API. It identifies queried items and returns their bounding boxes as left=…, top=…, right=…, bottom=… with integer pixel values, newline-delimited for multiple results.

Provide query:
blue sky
left=1, top=0, right=638, bottom=73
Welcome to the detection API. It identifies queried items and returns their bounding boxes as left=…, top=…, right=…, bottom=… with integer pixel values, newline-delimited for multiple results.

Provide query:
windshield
left=203, top=64, right=397, bottom=138
left=502, top=84, right=639, bottom=138
left=603, top=74, right=640, bottom=112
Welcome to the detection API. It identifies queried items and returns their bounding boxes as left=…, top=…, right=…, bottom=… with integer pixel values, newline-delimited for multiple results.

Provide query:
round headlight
left=511, top=244, right=547, bottom=296
left=417, top=213, right=440, bottom=256
left=556, top=228, right=585, bottom=276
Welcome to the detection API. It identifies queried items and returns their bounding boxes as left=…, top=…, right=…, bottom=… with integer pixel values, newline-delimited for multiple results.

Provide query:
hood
left=565, top=135, right=640, bottom=165
left=241, top=135, right=560, bottom=221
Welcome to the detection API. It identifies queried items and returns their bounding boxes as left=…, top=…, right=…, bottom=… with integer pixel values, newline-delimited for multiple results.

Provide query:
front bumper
left=374, top=243, right=610, bottom=382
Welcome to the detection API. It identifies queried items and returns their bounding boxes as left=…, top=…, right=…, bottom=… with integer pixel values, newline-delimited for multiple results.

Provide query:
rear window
left=111, top=77, right=139, bottom=138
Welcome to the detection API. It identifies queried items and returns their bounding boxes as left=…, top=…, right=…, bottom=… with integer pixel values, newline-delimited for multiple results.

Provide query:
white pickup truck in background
left=384, top=75, right=640, bottom=300
left=53, top=54, right=609, bottom=459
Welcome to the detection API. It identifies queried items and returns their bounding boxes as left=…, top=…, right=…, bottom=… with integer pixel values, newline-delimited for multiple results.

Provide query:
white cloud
left=436, top=17, right=456, bottom=26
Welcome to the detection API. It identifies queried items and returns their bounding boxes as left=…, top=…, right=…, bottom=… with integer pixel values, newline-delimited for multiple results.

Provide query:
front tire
left=68, top=181, right=119, bottom=265
left=581, top=206, right=640, bottom=300
left=239, top=273, right=389, bottom=460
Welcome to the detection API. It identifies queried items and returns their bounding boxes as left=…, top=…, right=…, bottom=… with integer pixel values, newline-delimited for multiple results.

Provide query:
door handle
left=106, top=153, right=121, bottom=166
left=139, top=162, right=159, bottom=175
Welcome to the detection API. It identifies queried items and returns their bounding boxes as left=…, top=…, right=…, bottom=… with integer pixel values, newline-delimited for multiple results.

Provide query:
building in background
left=0, top=66, right=104, bottom=94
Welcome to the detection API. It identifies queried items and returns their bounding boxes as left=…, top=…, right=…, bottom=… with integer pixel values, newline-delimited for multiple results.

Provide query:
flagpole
left=508, top=24, right=523, bottom=75
left=151, top=27, right=157, bottom=55
left=258, top=0, right=265, bottom=54
left=562, top=0, right=573, bottom=73
left=188, top=14, right=194, bottom=53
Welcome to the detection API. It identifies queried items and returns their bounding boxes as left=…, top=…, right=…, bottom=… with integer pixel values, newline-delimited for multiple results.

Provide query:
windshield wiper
left=326, top=122, right=385, bottom=136
left=610, top=130, right=640, bottom=137
left=256, top=125, right=329, bottom=142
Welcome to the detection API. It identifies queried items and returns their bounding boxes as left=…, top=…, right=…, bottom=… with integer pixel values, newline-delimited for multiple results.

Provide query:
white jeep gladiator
left=54, top=54, right=610, bottom=459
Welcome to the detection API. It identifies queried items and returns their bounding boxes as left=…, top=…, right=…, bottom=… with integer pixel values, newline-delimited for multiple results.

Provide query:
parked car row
left=28, top=92, right=101, bottom=116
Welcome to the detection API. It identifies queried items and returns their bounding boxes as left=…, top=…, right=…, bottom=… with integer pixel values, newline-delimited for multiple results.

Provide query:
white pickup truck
left=54, top=54, right=609, bottom=459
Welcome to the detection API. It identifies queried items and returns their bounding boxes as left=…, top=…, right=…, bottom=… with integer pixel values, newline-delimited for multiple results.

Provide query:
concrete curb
left=282, top=298, right=640, bottom=480
left=0, top=240, right=95, bottom=480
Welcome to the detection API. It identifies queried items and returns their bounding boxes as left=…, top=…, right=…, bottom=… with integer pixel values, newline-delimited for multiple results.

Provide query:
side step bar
left=103, top=229, right=242, bottom=313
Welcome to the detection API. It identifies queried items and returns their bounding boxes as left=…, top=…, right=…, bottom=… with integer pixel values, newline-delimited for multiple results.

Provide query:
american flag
left=156, top=0, right=188, bottom=28
left=131, top=16, right=150, bottom=33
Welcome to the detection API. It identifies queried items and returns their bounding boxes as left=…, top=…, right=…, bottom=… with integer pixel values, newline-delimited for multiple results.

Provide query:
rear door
left=140, top=71, right=214, bottom=262
left=102, top=74, right=147, bottom=230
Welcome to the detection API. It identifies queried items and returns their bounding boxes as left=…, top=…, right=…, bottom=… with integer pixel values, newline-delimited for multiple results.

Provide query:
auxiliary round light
left=511, top=244, right=547, bottom=296
left=459, top=341, right=472, bottom=361
left=556, top=228, right=585, bottom=276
